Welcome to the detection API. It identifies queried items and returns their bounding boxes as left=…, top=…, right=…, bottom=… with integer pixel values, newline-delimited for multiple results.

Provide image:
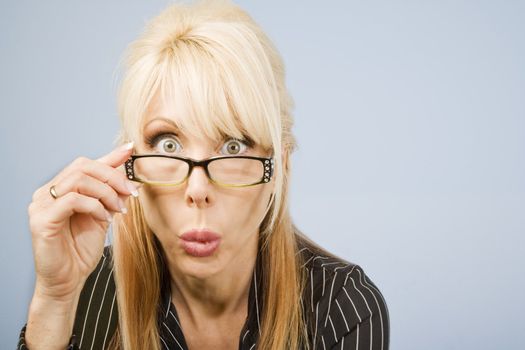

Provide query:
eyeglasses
left=125, top=154, right=274, bottom=188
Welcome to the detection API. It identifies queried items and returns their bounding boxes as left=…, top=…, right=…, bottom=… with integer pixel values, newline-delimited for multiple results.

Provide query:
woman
left=19, top=1, right=389, bottom=349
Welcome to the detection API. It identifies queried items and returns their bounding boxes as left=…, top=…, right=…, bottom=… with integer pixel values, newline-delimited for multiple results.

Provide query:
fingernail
left=126, top=181, right=139, bottom=197
left=120, top=141, right=134, bottom=151
left=105, top=210, right=113, bottom=223
left=118, top=199, right=128, bottom=214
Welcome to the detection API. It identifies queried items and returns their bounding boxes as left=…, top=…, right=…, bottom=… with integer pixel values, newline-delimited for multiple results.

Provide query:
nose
left=185, top=165, right=212, bottom=207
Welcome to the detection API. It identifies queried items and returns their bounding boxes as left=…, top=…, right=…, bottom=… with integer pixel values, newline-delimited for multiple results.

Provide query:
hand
left=27, top=142, right=138, bottom=301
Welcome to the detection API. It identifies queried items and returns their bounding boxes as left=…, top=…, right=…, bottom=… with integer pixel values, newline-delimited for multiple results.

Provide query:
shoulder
left=79, top=246, right=115, bottom=304
left=299, top=245, right=390, bottom=349
left=72, top=245, right=118, bottom=349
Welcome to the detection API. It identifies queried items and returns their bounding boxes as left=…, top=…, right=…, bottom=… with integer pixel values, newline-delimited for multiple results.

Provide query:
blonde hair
left=111, top=1, right=310, bottom=348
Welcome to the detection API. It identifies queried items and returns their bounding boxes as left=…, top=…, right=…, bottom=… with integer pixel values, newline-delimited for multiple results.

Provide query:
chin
left=177, top=254, right=224, bottom=279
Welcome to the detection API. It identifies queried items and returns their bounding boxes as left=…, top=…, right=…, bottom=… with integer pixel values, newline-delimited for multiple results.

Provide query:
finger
left=58, top=158, right=138, bottom=199
left=32, top=143, right=137, bottom=204
left=96, top=142, right=134, bottom=168
left=117, top=193, right=130, bottom=214
left=47, top=192, right=112, bottom=225
left=81, top=160, right=139, bottom=198
left=52, top=172, right=126, bottom=213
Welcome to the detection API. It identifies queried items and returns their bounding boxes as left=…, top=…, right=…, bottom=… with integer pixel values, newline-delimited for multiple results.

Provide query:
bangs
left=149, top=28, right=275, bottom=153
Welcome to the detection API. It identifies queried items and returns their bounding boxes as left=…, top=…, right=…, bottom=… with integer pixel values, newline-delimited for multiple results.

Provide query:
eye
left=220, top=138, right=248, bottom=155
left=146, top=133, right=182, bottom=154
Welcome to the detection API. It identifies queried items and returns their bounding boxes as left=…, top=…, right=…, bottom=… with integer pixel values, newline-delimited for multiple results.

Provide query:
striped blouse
left=18, top=240, right=389, bottom=349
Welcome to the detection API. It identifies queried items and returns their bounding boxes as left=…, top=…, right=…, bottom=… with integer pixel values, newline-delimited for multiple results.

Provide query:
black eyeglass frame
left=125, top=154, right=275, bottom=188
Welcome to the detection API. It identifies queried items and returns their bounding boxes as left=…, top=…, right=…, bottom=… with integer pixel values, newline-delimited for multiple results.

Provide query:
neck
left=168, top=234, right=258, bottom=321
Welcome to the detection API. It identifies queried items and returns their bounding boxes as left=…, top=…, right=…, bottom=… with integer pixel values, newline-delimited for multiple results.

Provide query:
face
left=135, top=91, right=275, bottom=280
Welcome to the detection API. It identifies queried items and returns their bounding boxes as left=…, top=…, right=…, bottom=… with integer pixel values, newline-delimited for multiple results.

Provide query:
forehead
left=133, top=54, right=274, bottom=152
left=143, top=89, right=185, bottom=129
left=141, top=87, right=215, bottom=143
left=141, top=84, right=249, bottom=141
left=140, top=89, right=270, bottom=154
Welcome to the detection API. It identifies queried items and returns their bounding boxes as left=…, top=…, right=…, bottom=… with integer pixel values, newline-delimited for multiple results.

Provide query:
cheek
left=137, top=185, right=273, bottom=239
left=138, top=188, right=183, bottom=235
left=232, top=187, right=272, bottom=229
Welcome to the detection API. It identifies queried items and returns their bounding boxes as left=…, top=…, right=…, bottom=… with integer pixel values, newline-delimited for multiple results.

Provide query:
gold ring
left=49, top=185, right=59, bottom=199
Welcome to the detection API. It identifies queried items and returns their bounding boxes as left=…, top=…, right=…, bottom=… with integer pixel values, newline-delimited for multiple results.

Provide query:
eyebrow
left=143, top=116, right=256, bottom=147
left=143, top=117, right=180, bottom=130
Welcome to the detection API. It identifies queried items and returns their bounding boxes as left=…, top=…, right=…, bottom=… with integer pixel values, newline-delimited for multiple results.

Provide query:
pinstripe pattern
left=18, top=241, right=389, bottom=349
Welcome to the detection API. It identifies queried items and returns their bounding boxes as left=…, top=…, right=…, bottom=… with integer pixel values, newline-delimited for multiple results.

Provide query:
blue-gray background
left=1, top=0, right=524, bottom=349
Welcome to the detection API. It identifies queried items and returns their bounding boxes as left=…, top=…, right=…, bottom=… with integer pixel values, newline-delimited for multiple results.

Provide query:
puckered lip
left=180, top=228, right=221, bottom=242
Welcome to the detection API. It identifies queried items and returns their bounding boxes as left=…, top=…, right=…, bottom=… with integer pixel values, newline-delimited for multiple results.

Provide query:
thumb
left=96, top=142, right=134, bottom=167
